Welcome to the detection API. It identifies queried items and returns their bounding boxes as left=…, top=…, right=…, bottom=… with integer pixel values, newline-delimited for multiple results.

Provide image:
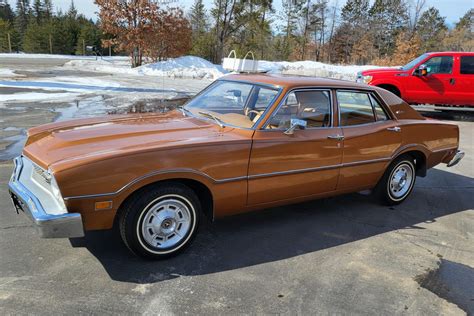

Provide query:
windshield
left=184, top=80, right=280, bottom=129
left=401, top=53, right=428, bottom=71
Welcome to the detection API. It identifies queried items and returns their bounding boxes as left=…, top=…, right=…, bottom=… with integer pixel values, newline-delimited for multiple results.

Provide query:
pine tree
left=442, top=8, right=473, bottom=51
left=75, top=19, right=101, bottom=55
left=189, top=0, right=212, bottom=59
left=33, top=0, right=42, bottom=23
left=0, top=1, right=15, bottom=22
left=14, top=0, right=30, bottom=47
left=43, top=0, right=52, bottom=20
left=369, top=0, right=409, bottom=57
left=416, top=7, right=446, bottom=52
left=0, top=19, right=13, bottom=52
left=333, top=0, right=370, bottom=63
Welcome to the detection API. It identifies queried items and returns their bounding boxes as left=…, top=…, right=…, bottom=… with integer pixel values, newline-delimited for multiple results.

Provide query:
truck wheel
left=119, top=183, right=200, bottom=259
left=374, top=156, right=416, bottom=206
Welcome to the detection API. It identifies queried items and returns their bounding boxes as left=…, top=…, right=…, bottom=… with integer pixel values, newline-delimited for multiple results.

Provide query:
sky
left=4, top=0, right=473, bottom=25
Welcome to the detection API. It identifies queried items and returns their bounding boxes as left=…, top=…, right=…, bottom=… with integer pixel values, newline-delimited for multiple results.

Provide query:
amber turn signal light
left=95, top=201, right=113, bottom=210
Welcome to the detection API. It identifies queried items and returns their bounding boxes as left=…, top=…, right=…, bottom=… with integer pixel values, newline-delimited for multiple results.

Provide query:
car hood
left=361, top=68, right=407, bottom=76
left=23, top=111, right=228, bottom=171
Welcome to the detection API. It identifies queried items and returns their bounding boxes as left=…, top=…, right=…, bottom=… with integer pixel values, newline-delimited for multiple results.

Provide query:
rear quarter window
left=460, top=56, right=474, bottom=75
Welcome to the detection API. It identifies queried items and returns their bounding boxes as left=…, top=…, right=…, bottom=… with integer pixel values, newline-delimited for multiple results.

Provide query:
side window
left=370, top=95, right=388, bottom=121
left=424, top=56, right=453, bottom=74
left=266, top=90, right=331, bottom=129
left=338, top=91, right=375, bottom=126
left=460, top=56, right=474, bottom=75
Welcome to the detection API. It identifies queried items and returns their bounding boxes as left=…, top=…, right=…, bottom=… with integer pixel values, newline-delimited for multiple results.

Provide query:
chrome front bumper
left=8, top=156, right=84, bottom=238
left=447, top=150, right=465, bottom=168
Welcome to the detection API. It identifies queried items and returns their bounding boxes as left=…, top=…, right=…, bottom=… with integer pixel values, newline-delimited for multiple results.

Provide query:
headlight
left=356, top=75, right=373, bottom=84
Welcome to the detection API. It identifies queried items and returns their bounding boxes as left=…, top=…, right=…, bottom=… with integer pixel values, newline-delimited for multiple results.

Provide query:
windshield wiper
left=178, top=107, right=192, bottom=117
left=198, top=111, right=226, bottom=128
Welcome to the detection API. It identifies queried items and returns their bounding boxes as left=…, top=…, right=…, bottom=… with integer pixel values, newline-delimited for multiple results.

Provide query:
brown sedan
left=8, top=74, right=464, bottom=258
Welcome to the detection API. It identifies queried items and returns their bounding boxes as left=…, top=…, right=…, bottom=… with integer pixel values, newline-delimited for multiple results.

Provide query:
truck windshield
left=184, top=80, right=280, bottom=129
left=401, top=54, right=428, bottom=71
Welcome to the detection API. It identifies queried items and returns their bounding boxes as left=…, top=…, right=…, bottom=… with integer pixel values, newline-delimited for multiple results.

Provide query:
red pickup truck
left=357, top=52, right=474, bottom=106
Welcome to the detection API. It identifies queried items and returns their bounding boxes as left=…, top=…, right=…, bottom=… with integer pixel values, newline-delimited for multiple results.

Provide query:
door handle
left=387, top=126, right=401, bottom=132
left=449, top=78, right=456, bottom=85
left=327, top=134, right=344, bottom=141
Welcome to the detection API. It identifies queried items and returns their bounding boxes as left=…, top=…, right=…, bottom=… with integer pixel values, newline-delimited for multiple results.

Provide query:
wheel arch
left=114, top=176, right=215, bottom=226
left=392, top=149, right=427, bottom=177
left=375, top=83, right=402, bottom=98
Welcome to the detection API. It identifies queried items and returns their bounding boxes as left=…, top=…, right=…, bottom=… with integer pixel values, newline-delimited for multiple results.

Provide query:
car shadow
left=69, top=168, right=474, bottom=284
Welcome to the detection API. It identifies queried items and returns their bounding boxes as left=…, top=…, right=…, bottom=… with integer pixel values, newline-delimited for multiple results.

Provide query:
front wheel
left=119, top=183, right=200, bottom=259
left=374, top=156, right=416, bottom=206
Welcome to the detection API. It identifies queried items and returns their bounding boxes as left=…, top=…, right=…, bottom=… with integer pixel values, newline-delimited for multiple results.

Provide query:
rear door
left=336, top=90, right=402, bottom=190
left=456, top=55, right=474, bottom=106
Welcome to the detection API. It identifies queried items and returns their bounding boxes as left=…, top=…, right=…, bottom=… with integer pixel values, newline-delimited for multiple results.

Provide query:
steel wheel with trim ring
left=374, top=156, right=416, bottom=206
left=119, top=183, right=200, bottom=259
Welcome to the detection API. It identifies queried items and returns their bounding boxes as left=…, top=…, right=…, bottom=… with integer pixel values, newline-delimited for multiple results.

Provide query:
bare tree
left=409, top=0, right=426, bottom=34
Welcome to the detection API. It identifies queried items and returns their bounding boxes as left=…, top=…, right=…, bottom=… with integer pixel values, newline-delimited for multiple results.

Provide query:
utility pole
left=7, top=32, right=11, bottom=53
left=49, top=34, right=53, bottom=54
left=83, top=39, right=85, bottom=56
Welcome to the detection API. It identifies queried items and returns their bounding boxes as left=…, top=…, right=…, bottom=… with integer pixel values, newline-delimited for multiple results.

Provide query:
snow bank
left=64, top=56, right=226, bottom=80
left=258, top=60, right=384, bottom=81
left=138, top=56, right=226, bottom=79
left=60, top=54, right=386, bottom=81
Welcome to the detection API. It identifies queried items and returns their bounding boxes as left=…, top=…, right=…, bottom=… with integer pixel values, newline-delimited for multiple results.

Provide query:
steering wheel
left=246, top=109, right=262, bottom=121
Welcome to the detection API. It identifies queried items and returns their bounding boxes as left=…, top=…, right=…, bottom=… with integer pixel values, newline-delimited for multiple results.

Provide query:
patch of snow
left=0, top=53, right=129, bottom=61
left=3, top=127, right=21, bottom=131
left=0, top=92, right=80, bottom=103
left=0, top=69, right=19, bottom=77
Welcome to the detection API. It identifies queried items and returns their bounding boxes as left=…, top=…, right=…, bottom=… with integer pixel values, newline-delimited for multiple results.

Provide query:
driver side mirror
left=284, top=118, right=307, bottom=135
left=414, top=64, right=428, bottom=77
left=227, top=89, right=242, bottom=97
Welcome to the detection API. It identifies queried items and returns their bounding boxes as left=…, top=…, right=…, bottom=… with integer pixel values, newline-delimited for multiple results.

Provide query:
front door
left=247, top=89, right=343, bottom=205
left=405, top=55, right=457, bottom=105
left=336, top=90, right=402, bottom=190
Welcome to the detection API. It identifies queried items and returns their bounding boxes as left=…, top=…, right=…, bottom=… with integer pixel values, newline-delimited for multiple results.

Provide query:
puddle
left=415, top=259, right=474, bottom=314
left=0, top=132, right=27, bottom=161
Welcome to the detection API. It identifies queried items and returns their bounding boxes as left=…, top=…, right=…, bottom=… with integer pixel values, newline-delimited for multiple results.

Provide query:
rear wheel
left=119, top=183, right=200, bottom=259
left=374, top=156, right=416, bottom=205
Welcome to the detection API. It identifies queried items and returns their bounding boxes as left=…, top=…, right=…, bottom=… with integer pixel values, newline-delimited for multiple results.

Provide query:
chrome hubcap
left=141, top=198, right=191, bottom=249
left=389, top=163, right=414, bottom=199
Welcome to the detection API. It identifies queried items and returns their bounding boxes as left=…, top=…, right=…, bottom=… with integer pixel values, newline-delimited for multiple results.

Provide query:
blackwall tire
left=119, top=183, right=201, bottom=259
left=374, top=156, right=416, bottom=206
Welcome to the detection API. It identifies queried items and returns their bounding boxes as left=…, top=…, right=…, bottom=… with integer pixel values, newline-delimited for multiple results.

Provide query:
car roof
left=222, top=73, right=372, bottom=90
left=426, top=51, right=474, bottom=56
